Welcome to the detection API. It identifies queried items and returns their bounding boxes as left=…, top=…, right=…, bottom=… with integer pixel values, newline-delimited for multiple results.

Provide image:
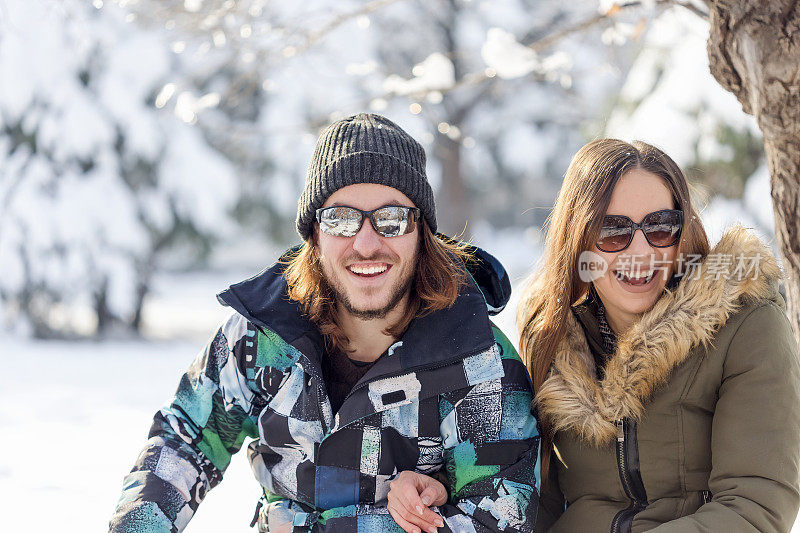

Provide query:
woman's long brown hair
left=284, top=219, right=472, bottom=353
left=517, top=139, right=710, bottom=484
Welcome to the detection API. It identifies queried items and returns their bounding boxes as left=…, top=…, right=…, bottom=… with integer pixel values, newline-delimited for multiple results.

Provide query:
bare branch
left=528, top=0, right=707, bottom=52
left=526, top=4, right=638, bottom=52
left=291, top=0, right=403, bottom=56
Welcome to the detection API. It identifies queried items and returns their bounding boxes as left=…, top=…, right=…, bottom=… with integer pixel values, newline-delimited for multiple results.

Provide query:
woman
left=387, top=139, right=800, bottom=533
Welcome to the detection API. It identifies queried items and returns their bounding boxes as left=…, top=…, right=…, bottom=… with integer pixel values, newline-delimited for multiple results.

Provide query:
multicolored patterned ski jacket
left=109, top=247, right=540, bottom=532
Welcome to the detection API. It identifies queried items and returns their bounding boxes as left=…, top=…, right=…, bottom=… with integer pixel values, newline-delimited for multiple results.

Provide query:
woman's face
left=591, top=168, right=678, bottom=333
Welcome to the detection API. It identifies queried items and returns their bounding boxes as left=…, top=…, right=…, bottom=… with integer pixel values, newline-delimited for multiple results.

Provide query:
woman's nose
left=631, top=227, right=653, bottom=250
left=623, top=228, right=656, bottom=265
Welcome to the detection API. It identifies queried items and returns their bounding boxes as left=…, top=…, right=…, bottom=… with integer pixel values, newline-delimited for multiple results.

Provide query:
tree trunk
left=433, top=131, right=470, bottom=238
left=707, top=0, right=800, bottom=342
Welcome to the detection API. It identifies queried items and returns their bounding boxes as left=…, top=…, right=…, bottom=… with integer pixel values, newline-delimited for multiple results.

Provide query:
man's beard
left=321, top=253, right=416, bottom=320
left=332, top=273, right=414, bottom=320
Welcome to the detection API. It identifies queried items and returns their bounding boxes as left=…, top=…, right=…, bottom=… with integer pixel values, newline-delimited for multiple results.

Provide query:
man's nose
left=352, top=219, right=382, bottom=256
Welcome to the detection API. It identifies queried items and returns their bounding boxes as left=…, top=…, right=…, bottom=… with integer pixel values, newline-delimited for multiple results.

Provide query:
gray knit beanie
left=296, top=113, right=436, bottom=240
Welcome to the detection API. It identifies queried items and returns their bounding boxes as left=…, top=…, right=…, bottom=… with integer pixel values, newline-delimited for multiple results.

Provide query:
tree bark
left=707, top=0, right=800, bottom=342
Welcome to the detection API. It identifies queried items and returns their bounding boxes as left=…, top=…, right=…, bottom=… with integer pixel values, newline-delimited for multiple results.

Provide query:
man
left=109, top=113, right=539, bottom=532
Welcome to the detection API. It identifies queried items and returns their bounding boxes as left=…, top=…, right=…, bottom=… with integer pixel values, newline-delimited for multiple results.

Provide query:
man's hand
left=387, top=471, right=447, bottom=533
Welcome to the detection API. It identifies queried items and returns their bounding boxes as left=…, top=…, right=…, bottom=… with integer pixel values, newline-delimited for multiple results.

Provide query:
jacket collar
left=536, top=226, right=783, bottom=446
left=216, top=257, right=313, bottom=348
left=216, top=242, right=509, bottom=376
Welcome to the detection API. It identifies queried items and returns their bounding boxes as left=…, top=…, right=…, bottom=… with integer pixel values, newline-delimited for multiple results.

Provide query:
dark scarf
left=594, top=294, right=618, bottom=355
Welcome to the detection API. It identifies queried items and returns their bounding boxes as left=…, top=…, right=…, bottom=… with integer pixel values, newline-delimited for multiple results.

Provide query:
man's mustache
left=340, top=253, right=398, bottom=264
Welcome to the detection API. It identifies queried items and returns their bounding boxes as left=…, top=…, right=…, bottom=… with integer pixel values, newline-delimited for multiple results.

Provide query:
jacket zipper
left=610, top=418, right=648, bottom=533
left=312, top=375, right=329, bottom=436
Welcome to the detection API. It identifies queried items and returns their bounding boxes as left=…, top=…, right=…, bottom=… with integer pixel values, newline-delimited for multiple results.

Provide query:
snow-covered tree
left=0, top=0, right=237, bottom=337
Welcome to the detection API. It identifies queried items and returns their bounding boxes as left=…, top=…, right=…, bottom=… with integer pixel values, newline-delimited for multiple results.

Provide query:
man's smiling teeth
left=348, top=264, right=388, bottom=275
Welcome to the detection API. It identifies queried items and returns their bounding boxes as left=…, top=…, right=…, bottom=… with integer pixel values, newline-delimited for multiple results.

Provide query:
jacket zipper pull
left=615, top=419, right=625, bottom=443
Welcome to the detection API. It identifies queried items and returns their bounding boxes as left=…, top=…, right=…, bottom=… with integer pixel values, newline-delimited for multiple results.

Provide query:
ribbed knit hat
left=296, top=113, right=436, bottom=240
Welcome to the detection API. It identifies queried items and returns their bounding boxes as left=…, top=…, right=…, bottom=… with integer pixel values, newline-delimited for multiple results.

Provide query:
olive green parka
left=535, top=226, right=800, bottom=533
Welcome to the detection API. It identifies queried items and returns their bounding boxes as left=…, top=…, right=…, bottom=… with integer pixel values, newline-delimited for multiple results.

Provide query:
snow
left=479, top=28, right=575, bottom=83
left=0, top=335, right=261, bottom=533
left=0, top=269, right=255, bottom=532
left=159, top=122, right=238, bottom=237
left=601, top=22, right=639, bottom=46
left=597, top=0, right=619, bottom=14
left=481, top=28, right=539, bottom=79
left=383, top=52, right=456, bottom=95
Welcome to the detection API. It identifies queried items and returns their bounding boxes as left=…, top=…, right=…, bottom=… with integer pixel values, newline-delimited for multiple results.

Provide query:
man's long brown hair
left=284, top=220, right=472, bottom=353
left=517, top=139, right=710, bottom=484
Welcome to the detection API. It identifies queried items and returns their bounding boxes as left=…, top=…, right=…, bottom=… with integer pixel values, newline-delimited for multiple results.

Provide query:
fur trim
left=536, top=226, right=782, bottom=446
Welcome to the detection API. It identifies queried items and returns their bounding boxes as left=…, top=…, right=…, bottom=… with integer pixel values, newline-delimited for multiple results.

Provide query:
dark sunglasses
left=315, top=205, right=420, bottom=238
left=596, top=209, right=683, bottom=253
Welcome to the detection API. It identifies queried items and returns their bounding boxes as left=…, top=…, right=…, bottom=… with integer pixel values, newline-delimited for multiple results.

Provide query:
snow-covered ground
left=3, top=258, right=799, bottom=532
left=0, top=336, right=263, bottom=532
left=0, top=269, right=260, bottom=532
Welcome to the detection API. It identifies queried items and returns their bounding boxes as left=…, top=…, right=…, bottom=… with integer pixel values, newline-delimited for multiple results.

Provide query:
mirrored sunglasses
left=315, top=205, right=420, bottom=238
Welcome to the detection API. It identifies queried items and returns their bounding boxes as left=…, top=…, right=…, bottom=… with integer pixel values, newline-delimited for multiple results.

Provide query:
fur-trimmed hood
left=536, top=226, right=783, bottom=446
